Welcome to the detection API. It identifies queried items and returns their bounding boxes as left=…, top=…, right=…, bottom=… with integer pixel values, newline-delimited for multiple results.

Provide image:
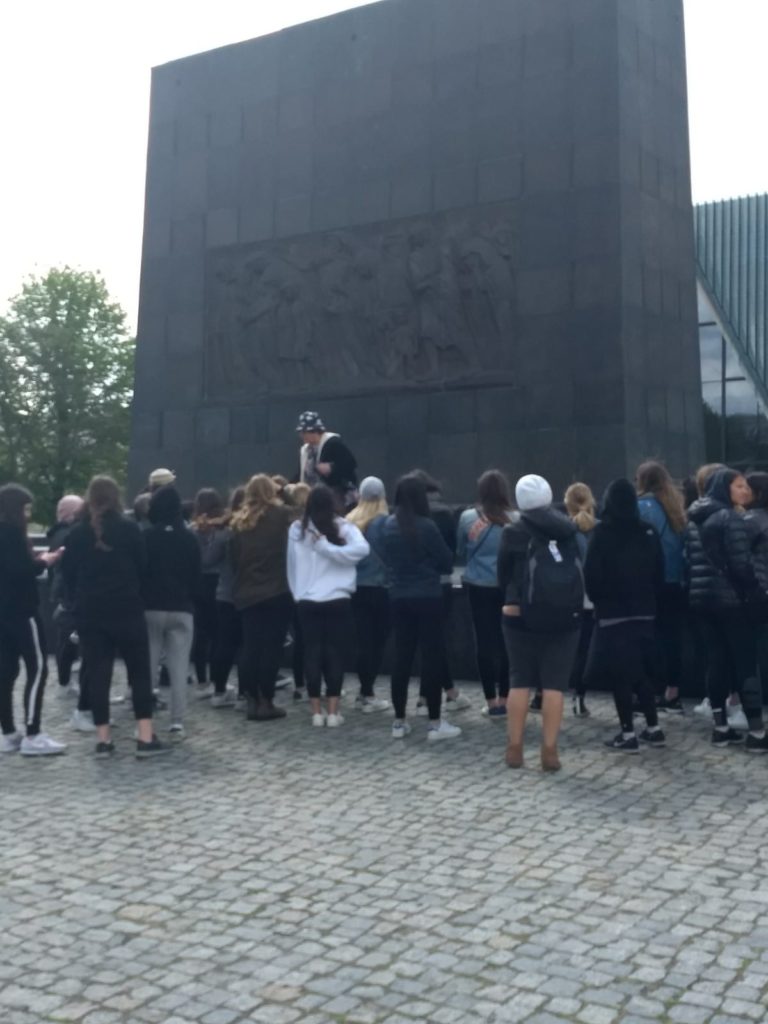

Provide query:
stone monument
left=129, top=0, right=703, bottom=500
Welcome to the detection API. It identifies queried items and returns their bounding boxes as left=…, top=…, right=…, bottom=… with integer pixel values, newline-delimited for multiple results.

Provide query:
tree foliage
left=0, top=268, right=135, bottom=523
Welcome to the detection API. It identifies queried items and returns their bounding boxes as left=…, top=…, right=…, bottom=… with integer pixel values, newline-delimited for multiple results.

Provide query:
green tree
left=0, top=267, right=135, bottom=524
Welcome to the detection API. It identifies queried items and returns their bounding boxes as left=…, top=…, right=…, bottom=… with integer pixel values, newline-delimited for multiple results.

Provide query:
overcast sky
left=1, top=0, right=766, bottom=330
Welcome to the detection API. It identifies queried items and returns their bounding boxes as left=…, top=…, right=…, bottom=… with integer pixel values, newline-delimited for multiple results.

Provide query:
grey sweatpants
left=146, top=610, right=194, bottom=724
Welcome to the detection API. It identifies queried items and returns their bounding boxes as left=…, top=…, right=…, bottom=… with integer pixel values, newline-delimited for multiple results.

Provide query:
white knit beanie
left=515, top=474, right=553, bottom=512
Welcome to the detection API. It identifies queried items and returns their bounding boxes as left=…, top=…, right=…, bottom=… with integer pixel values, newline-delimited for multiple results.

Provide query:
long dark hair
left=302, top=485, right=345, bottom=546
left=394, top=474, right=430, bottom=537
left=0, top=484, right=32, bottom=531
left=84, top=476, right=122, bottom=551
left=193, top=487, right=225, bottom=527
left=477, top=470, right=511, bottom=525
left=747, top=472, right=768, bottom=510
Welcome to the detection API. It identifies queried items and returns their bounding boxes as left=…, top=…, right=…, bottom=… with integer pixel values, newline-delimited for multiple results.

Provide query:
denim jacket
left=355, top=515, right=389, bottom=589
left=637, top=495, right=683, bottom=584
left=457, top=508, right=509, bottom=587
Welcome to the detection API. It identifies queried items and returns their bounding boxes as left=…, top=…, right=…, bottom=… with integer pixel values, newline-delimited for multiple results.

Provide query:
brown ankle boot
left=505, top=742, right=523, bottom=769
left=541, top=746, right=561, bottom=772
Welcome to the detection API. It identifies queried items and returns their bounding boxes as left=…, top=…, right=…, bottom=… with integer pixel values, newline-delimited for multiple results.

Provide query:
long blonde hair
left=231, top=475, right=279, bottom=532
left=565, top=482, right=596, bottom=533
left=347, top=496, right=389, bottom=534
left=636, top=461, right=686, bottom=534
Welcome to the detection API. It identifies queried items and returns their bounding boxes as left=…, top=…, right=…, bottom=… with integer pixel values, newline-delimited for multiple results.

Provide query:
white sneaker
left=168, top=723, right=185, bottom=737
left=326, top=713, right=345, bottom=728
left=110, top=692, right=126, bottom=705
left=0, top=732, right=23, bottom=754
left=415, top=701, right=428, bottom=717
left=274, top=675, right=292, bottom=690
left=58, top=684, right=79, bottom=699
left=728, top=706, right=749, bottom=731
left=392, top=721, right=411, bottom=739
left=445, top=692, right=472, bottom=712
left=20, top=733, right=67, bottom=756
left=210, top=691, right=237, bottom=708
left=427, top=720, right=462, bottom=743
left=196, top=683, right=215, bottom=699
left=693, top=697, right=713, bottom=719
left=70, top=709, right=96, bottom=732
left=361, top=697, right=390, bottom=713
left=312, top=713, right=326, bottom=727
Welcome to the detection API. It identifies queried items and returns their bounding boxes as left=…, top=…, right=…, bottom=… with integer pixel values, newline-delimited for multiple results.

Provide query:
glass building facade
left=695, top=194, right=768, bottom=470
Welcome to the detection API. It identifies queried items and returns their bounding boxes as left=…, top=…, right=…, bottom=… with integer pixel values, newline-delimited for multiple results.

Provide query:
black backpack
left=521, top=527, right=584, bottom=632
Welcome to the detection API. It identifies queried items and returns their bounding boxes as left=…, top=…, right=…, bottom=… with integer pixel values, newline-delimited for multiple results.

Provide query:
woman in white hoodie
left=287, top=485, right=369, bottom=727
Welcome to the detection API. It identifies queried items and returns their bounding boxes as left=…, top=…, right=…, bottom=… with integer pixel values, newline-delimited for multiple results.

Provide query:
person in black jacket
left=684, top=468, right=768, bottom=751
left=296, top=411, right=358, bottom=511
left=144, top=486, right=202, bottom=737
left=412, top=470, right=472, bottom=713
left=0, top=484, right=66, bottom=756
left=47, top=495, right=85, bottom=696
left=381, top=474, right=461, bottom=743
left=498, top=475, right=582, bottom=772
left=584, top=479, right=666, bottom=753
left=61, top=476, right=170, bottom=759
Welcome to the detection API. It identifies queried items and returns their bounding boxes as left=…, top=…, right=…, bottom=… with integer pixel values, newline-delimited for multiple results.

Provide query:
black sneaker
left=657, top=696, right=684, bottom=714
left=745, top=733, right=768, bottom=754
left=530, top=693, right=543, bottom=713
left=711, top=727, right=744, bottom=747
left=573, top=696, right=590, bottom=718
left=639, top=728, right=666, bottom=748
left=605, top=733, right=640, bottom=753
left=136, top=735, right=172, bottom=759
left=95, top=741, right=115, bottom=759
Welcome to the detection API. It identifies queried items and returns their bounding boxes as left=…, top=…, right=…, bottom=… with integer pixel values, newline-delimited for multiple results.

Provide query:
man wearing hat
left=296, top=412, right=358, bottom=510
left=148, top=468, right=176, bottom=492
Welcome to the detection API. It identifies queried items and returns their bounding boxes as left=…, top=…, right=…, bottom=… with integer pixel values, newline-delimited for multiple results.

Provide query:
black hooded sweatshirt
left=143, top=487, right=202, bottom=613
left=584, top=478, right=664, bottom=621
left=684, top=469, right=756, bottom=611
left=0, top=485, right=41, bottom=621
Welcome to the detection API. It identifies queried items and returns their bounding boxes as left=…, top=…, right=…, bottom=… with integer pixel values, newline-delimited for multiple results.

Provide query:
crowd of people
left=2, top=409, right=768, bottom=772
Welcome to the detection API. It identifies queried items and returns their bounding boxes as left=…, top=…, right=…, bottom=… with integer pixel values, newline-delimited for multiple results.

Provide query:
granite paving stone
left=2, top=672, right=768, bottom=1022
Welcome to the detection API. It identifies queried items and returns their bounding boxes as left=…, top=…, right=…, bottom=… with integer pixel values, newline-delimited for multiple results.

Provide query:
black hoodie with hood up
left=584, top=478, right=664, bottom=621
left=684, top=468, right=756, bottom=611
left=143, top=486, right=202, bottom=613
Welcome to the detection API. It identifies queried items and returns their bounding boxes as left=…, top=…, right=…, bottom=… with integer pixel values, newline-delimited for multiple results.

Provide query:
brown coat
left=229, top=504, right=293, bottom=610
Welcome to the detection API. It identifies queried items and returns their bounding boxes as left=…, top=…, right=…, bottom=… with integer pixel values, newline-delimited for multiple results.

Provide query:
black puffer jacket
left=684, top=470, right=757, bottom=611
left=744, top=507, right=768, bottom=605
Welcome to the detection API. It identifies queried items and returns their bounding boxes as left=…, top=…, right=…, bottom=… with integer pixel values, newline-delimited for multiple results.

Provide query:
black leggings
left=297, top=599, right=353, bottom=699
left=466, top=584, right=509, bottom=701
left=192, top=574, right=219, bottom=683
left=78, top=616, right=154, bottom=727
left=419, top=584, right=454, bottom=698
left=239, top=593, right=293, bottom=703
left=654, top=583, right=685, bottom=694
left=291, top=608, right=305, bottom=690
left=391, top=597, right=446, bottom=720
left=0, top=614, right=48, bottom=737
left=586, top=621, right=659, bottom=733
left=55, top=623, right=79, bottom=689
left=700, top=611, right=762, bottom=729
left=569, top=610, right=594, bottom=698
left=211, top=601, right=242, bottom=694
left=352, top=586, right=390, bottom=697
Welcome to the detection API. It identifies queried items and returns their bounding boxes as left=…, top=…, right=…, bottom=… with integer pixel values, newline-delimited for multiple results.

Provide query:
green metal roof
left=694, top=194, right=768, bottom=393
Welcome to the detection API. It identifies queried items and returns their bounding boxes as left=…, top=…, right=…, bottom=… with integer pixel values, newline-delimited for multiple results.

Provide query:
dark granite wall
left=130, top=0, right=702, bottom=502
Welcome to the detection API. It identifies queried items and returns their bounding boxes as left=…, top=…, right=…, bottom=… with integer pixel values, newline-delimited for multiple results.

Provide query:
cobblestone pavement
left=3, top=672, right=768, bottom=1024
